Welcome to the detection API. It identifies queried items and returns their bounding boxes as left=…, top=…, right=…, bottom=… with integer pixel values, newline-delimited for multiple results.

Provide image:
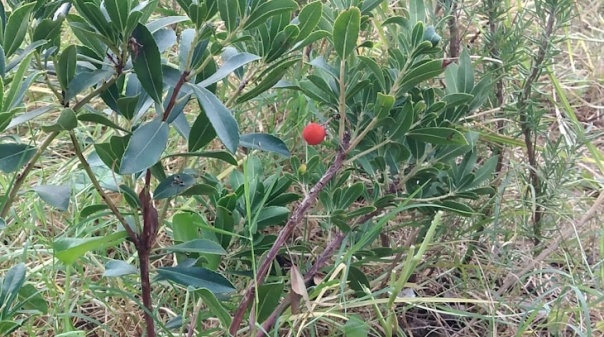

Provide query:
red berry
left=302, top=122, right=326, bottom=145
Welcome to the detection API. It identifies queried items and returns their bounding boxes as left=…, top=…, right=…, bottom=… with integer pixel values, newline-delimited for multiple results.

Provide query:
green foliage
left=0, top=0, right=530, bottom=336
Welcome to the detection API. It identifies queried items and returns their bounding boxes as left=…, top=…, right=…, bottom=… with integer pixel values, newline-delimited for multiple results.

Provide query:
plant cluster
left=0, top=0, right=586, bottom=336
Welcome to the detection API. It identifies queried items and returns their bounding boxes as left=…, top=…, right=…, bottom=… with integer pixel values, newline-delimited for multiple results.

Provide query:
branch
left=229, top=138, right=350, bottom=335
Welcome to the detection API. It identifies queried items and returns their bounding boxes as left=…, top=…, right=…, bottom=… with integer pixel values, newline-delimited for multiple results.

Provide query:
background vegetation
left=0, top=0, right=603, bottom=336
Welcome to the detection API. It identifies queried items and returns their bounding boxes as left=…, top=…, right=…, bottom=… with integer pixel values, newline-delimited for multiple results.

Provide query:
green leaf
left=237, top=57, right=301, bottom=103
left=0, top=320, right=21, bottom=336
left=296, top=1, right=322, bottom=39
left=266, top=24, right=300, bottom=63
left=180, top=184, right=218, bottom=197
left=188, top=84, right=239, bottom=153
left=343, top=315, right=369, bottom=337
left=338, top=182, right=364, bottom=209
left=332, top=7, right=360, bottom=59
left=409, top=0, right=426, bottom=26
left=397, top=60, right=444, bottom=95
left=80, top=204, right=109, bottom=218
left=290, top=30, right=329, bottom=52
left=197, top=289, right=232, bottom=328
left=116, top=96, right=139, bottom=120
left=153, top=173, right=196, bottom=200
left=172, top=212, right=202, bottom=244
left=257, top=282, right=284, bottom=322
left=56, top=45, right=77, bottom=90
left=0, top=143, right=35, bottom=173
left=218, top=0, right=238, bottom=32
left=73, top=1, right=113, bottom=39
left=3, top=3, right=35, bottom=58
left=103, top=260, right=138, bottom=277
left=358, top=56, right=386, bottom=91
left=32, top=19, right=61, bottom=51
left=243, top=0, right=298, bottom=30
left=41, top=108, right=77, bottom=132
left=104, top=0, right=130, bottom=32
left=348, top=266, right=370, bottom=297
left=54, top=231, right=128, bottom=265
left=214, top=206, right=234, bottom=249
left=4, top=52, right=34, bottom=110
left=164, top=239, right=227, bottom=255
left=0, top=263, right=26, bottom=314
left=131, top=23, right=163, bottom=103
left=197, top=52, right=260, bottom=88
left=77, top=113, right=130, bottom=133
left=240, top=133, right=290, bottom=157
left=407, top=127, right=468, bottom=145
left=156, top=266, right=235, bottom=294
left=94, top=135, right=130, bottom=173
left=120, top=119, right=169, bottom=174
left=375, top=92, right=395, bottom=119
left=65, top=69, right=114, bottom=102
left=437, top=200, right=475, bottom=216
left=165, top=151, right=237, bottom=166
left=32, top=185, right=70, bottom=211
left=146, top=16, right=190, bottom=33
left=256, top=206, right=289, bottom=229
left=188, top=109, right=217, bottom=152
left=458, top=49, right=474, bottom=93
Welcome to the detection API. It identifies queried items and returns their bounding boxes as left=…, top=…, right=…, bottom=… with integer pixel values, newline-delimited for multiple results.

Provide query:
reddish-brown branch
left=229, top=141, right=349, bottom=335
left=162, top=71, right=190, bottom=121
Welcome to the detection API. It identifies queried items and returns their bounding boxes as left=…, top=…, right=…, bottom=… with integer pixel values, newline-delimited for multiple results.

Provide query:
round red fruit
left=302, top=122, right=326, bottom=145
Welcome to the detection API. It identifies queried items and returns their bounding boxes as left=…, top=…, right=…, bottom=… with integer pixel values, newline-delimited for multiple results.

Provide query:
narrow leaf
left=240, top=133, right=290, bottom=157
left=407, top=127, right=468, bottom=145
left=156, top=266, right=235, bottom=294
left=188, top=84, right=239, bottom=153
left=197, top=52, right=260, bottom=88
left=131, top=23, right=163, bottom=103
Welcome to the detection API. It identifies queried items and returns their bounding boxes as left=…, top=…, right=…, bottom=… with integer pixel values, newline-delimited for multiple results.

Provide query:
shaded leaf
left=188, top=110, right=216, bottom=152
left=165, top=151, right=237, bottom=166
left=407, top=127, right=467, bottom=145
left=32, top=185, right=70, bottom=211
left=188, top=84, right=239, bottom=153
left=164, top=239, right=227, bottom=255
left=65, top=68, right=114, bottom=101
left=77, top=113, right=130, bottom=133
left=0, top=143, right=36, bottom=173
left=180, top=184, right=218, bottom=197
left=131, top=23, right=163, bottom=103
left=256, top=282, right=284, bottom=322
left=237, top=57, right=301, bottom=103
left=197, top=289, right=232, bottom=328
left=156, top=266, right=235, bottom=294
left=240, top=133, right=290, bottom=157
left=120, top=119, right=169, bottom=174
left=197, top=52, right=261, bottom=88
left=153, top=173, right=196, bottom=200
